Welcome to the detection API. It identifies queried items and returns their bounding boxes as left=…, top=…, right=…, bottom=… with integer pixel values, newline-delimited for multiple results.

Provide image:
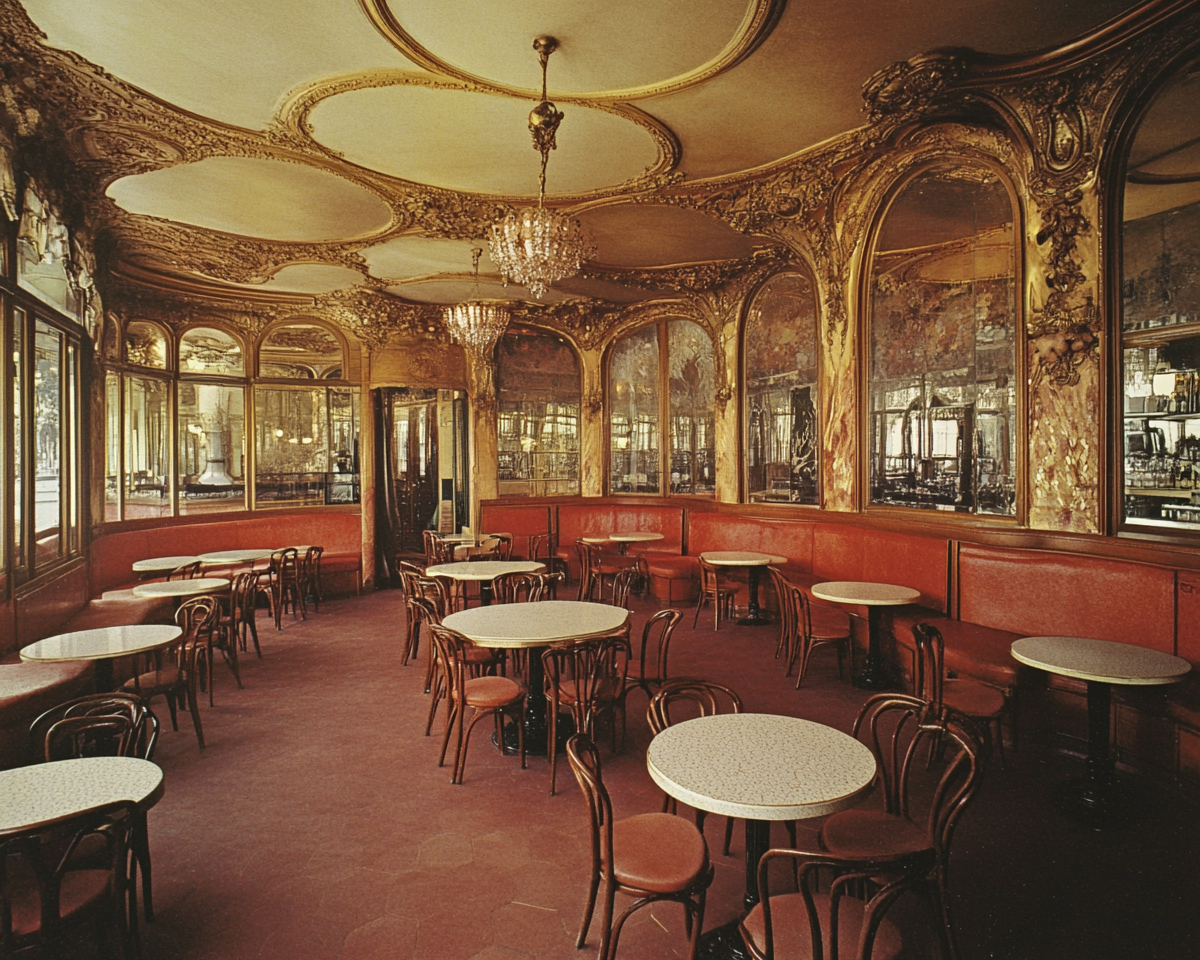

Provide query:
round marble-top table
left=648, top=713, right=876, bottom=955
left=701, top=552, right=787, bottom=626
left=132, top=577, right=229, bottom=599
left=425, top=561, right=546, bottom=606
left=198, top=549, right=275, bottom=565
left=811, top=581, right=921, bottom=690
left=131, top=555, right=200, bottom=575
left=1012, top=636, right=1190, bottom=829
left=0, top=756, right=165, bottom=832
left=444, top=601, right=629, bottom=754
left=20, top=624, right=182, bottom=690
left=606, top=531, right=664, bottom=556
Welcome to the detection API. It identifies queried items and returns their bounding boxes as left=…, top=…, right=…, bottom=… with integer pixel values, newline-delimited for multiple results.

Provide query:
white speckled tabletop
left=132, top=577, right=229, bottom=598
left=1011, top=636, right=1191, bottom=686
left=198, top=549, right=275, bottom=563
left=647, top=713, right=877, bottom=821
left=701, top=551, right=788, bottom=566
left=20, top=624, right=182, bottom=663
left=608, top=532, right=665, bottom=543
left=425, top=561, right=546, bottom=581
left=811, top=581, right=921, bottom=606
left=131, top=555, right=200, bottom=573
left=0, top=757, right=165, bottom=831
left=443, top=600, right=629, bottom=648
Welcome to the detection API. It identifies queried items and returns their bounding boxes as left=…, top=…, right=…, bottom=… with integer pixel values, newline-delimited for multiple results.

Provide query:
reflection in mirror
left=17, top=186, right=79, bottom=320
left=124, top=321, right=168, bottom=369
left=496, top=332, right=580, bottom=497
left=34, top=322, right=63, bottom=565
left=744, top=271, right=819, bottom=503
left=609, top=324, right=660, bottom=494
left=254, top=385, right=359, bottom=506
left=868, top=166, right=1017, bottom=515
left=179, top=326, right=244, bottom=376
left=260, top=322, right=343, bottom=379
left=124, top=377, right=170, bottom=519
left=177, top=382, right=245, bottom=513
left=1121, top=60, right=1200, bottom=530
left=668, top=320, right=715, bottom=495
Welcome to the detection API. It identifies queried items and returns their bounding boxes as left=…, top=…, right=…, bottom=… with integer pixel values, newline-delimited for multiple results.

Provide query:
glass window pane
left=177, top=383, right=244, bottom=514
left=1121, top=64, right=1200, bottom=529
left=179, top=327, right=244, bottom=376
left=67, top=343, right=79, bottom=554
left=17, top=188, right=79, bottom=320
left=259, top=323, right=342, bottom=379
left=255, top=386, right=330, bottom=506
left=609, top=325, right=659, bottom=494
left=105, top=373, right=120, bottom=521
left=13, top=308, right=23, bottom=565
left=496, top=333, right=580, bottom=497
left=868, top=168, right=1017, bottom=515
left=329, top=387, right=360, bottom=503
left=745, top=272, right=820, bottom=504
left=668, top=320, right=715, bottom=495
left=124, top=321, right=168, bottom=369
left=34, top=321, right=62, bottom=565
left=124, top=377, right=170, bottom=519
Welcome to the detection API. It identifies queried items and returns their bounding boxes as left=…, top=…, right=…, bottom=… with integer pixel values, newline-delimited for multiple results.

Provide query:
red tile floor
left=57, top=590, right=1200, bottom=958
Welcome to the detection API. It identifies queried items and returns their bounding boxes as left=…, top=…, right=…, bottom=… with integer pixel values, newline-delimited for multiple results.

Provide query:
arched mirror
left=496, top=331, right=580, bottom=497
left=124, top=320, right=168, bottom=369
left=179, top=326, right=244, bottom=377
left=867, top=165, right=1018, bottom=515
left=743, top=270, right=819, bottom=503
left=259, top=322, right=343, bottom=379
left=1120, top=60, right=1200, bottom=531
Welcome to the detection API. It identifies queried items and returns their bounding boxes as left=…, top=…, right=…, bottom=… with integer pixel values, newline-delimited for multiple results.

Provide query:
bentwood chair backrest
left=30, top=693, right=159, bottom=763
left=168, top=560, right=201, bottom=582
left=633, top=608, right=683, bottom=692
left=492, top=572, right=541, bottom=604
left=647, top=677, right=743, bottom=734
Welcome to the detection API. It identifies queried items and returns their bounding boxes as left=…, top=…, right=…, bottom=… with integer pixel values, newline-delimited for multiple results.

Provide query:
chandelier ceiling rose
left=488, top=34, right=595, bottom=300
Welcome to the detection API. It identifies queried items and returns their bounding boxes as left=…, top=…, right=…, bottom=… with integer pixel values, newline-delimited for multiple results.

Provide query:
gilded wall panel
left=368, top=339, right=465, bottom=390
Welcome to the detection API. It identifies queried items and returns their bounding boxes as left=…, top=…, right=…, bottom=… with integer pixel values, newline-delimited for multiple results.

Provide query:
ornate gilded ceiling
left=0, top=0, right=1151, bottom=324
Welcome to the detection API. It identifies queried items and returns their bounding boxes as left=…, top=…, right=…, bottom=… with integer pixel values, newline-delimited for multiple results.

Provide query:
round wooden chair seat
left=942, top=678, right=1007, bottom=718
left=461, top=675, right=522, bottom=709
left=8, top=868, right=112, bottom=937
left=610, top=813, right=709, bottom=893
left=819, top=808, right=930, bottom=860
left=554, top=678, right=623, bottom=704
left=807, top=605, right=851, bottom=639
left=741, top=891, right=902, bottom=960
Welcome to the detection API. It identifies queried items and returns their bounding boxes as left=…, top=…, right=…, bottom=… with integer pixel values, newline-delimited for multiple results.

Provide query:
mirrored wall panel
left=868, top=166, right=1017, bottom=515
left=668, top=319, right=716, bottom=495
left=744, top=271, right=819, bottom=503
left=1121, top=59, right=1200, bottom=530
left=609, top=324, right=661, bottom=494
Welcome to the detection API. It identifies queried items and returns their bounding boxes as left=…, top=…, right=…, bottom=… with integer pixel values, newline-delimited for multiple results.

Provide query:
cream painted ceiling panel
left=362, top=236, right=496, bottom=281
left=107, top=158, right=393, bottom=242
left=1128, top=71, right=1200, bottom=169
left=21, top=0, right=413, bottom=130
left=309, top=86, right=658, bottom=196
left=383, top=0, right=752, bottom=95
left=643, top=0, right=1141, bottom=178
left=260, top=264, right=365, bottom=294
left=578, top=204, right=756, bottom=266
left=388, top=278, right=570, bottom=304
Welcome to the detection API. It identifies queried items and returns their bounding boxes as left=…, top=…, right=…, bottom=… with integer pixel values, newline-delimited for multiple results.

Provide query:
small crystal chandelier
left=444, top=247, right=511, bottom=357
left=488, top=35, right=595, bottom=300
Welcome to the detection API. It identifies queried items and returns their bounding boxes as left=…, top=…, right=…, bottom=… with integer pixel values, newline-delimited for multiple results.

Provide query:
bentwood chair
left=788, top=583, right=852, bottom=688
left=224, top=570, right=263, bottom=659
left=299, top=545, right=325, bottom=611
left=427, top=623, right=526, bottom=784
left=605, top=566, right=638, bottom=608
left=493, top=571, right=542, bottom=604
left=913, top=622, right=1009, bottom=762
left=123, top=596, right=217, bottom=751
left=263, top=547, right=305, bottom=629
left=29, top=693, right=161, bottom=922
left=202, top=574, right=251, bottom=704
left=544, top=633, right=631, bottom=795
left=576, top=539, right=639, bottom=603
left=0, top=800, right=140, bottom=960
left=566, top=734, right=713, bottom=960
left=693, top=557, right=735, bottom=630
left=530, top=534, right=568, bottom=594
left=817, top=694, right=984, bottom=960
left=647, top=678, right=797, bottom=857
left=167, top=560, right=201, bottom=581
left=739, top=847, right=911, bottom=960
left=622, top=608, right=682, bottom=707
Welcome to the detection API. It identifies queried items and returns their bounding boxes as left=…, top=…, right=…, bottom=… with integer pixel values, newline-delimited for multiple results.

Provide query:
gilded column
left=466, top=355, right=498, bottom=530
left=357, top=364, right=377, bottom=590
left=579, top=346, right=605, bottom=497
left=713, top=316, right=740, bottom=502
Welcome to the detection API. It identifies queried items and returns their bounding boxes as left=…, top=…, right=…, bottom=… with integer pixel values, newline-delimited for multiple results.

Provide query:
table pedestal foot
left=853, top=607, right=895, bottom=690
left=1054, top=680, right=1137, bottom=830
left=736, top=567, right=770, bottom=627
left=696, top=919, right=750, bottom=960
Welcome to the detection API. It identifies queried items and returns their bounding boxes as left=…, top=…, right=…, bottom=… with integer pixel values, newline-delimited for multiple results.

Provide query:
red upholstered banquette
left=476, top=504, right=552, bottom=561
left=554, top=503, right=684, bottom=581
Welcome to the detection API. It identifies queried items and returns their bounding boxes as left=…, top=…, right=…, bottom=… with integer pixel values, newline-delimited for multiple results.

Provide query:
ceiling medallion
left=445, top=246, right=511, bottom=358
left=488, top=36, right=595, bottom=300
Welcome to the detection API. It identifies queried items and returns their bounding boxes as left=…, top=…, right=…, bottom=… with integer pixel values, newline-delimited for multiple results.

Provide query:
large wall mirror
left=867, top=164, right=1018, bottom=515
left=1120, top=59, right=1200, bottom=531
left=743, top=270, right=820, bottom=504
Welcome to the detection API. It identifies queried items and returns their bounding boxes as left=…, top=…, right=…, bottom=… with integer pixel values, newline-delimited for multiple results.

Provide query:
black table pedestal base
left=852, top=607, right=895, bottom=690
left=736, top=566, right=771, bottom=627
left=697, top=920, right=750, bottom=960
left=1054, top=679, right=1139, bottom=831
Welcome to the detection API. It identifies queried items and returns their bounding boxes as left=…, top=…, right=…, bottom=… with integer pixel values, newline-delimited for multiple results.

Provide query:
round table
left=1012, top=636, right=1190, bottom=829
left=700, top=552, right=787, bottom=626
left=425, top=560, right=546, bottom=606
left=811, top=581, right=920, bottom=690
left=648, top=713, right=876, bottom=956
left=198, top=549, right=275, bottom=565
left=20, top=624, right=182, bottom=690
left=443, top=601, right=629, bottom=755
left=132, top=577, right=230, bottom=599
left=0, top=756, right=165, bottom=832
left=607, top=531, right=664, bottom=556
left=132, top=556, right=200, bottom=575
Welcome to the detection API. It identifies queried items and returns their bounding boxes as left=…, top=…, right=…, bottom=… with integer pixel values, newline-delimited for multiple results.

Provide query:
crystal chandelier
left=444, top=247, right=511, bottom=358
left=488, top=35, right=595, bottom=300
